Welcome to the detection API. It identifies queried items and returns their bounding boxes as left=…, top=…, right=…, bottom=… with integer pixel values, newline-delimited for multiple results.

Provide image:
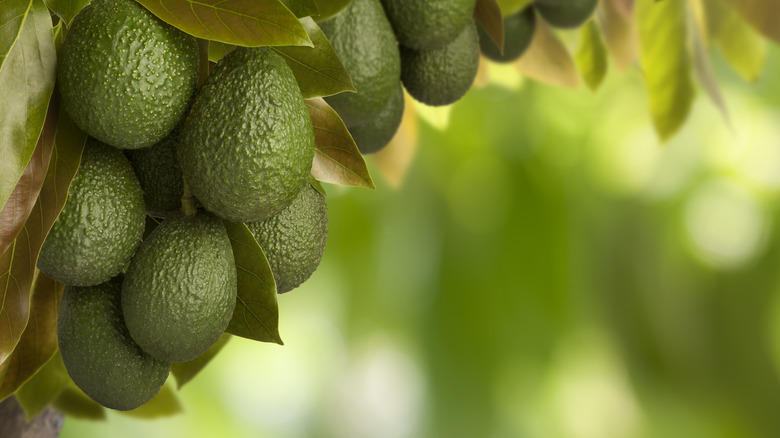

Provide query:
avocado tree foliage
left=0, top=0, right=777, bottom=424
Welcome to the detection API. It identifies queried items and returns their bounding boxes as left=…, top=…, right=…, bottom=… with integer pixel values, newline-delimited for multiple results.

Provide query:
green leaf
left=171, top=333, right=230, bottom=389
left=0, top=110, right=86, bottom=364
left=133, top=0, right=313, bottom=48
left=575, top=20, right=608, bottom=91
left=307, top=98, right=375, bottom=189
left=44, top=0, right=91, bottom=26
left=691, top=17, right=729, bottom=125
left=0, top=272, right=64, bottom=402
left=637, top=0, right=694, bottom=141
left=223, top=221, right=283, bottom=345
left=474, top=0, right=504, bottom=53
left=312, top=0, right=351, bottom=21
left=274, top=17, right=356, bottom=99
left=496, top=0, right=533, bottom=17
left=208, top=41, right=235, bottom=62
left=308, top=174, right=326, bottom=196
left=14, top=352, right=69, bottom=420
left=52, top=384, right=106, bottom=420
left=282, top=0, right=319, bottom=18
left=705, top=0, right=766, bottom=82
left=516, top=15, right=580, bottom=89
left=724, top=0, right=780, bottom=46
left=0, top=0, right=30, bottom=72
left=119, top=382, right=182, bottom=418
left=0, top=0, right=57, bottom=215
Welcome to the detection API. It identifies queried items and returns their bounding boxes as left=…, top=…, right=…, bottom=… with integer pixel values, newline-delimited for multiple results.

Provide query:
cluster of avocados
left=41, top=0, right=328, bottom=410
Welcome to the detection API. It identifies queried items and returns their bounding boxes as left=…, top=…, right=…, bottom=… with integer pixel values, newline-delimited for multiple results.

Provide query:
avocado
left=58, top=277, right=170, bottom=411
left=38, top=139, right=146, bottom=287
left=58, top=0, right=199, bottom=149
left=121, top=212, right=237, bottom=362
left=478, top=7, right=536, bottom=63
left=178, top=47, right=314, bottom=223
left=127, top=127, right=184, bottom=218
left=348, top=84, right=404, bottom=154
left=320, top=0, right=401, bottom=127
left=536, top=0, right=597, bottom=29
left=246, top=183, right=328, bottom=294
left=381, top=0, right=476, bottom=50
left=400, top=21, right=480, bottom=107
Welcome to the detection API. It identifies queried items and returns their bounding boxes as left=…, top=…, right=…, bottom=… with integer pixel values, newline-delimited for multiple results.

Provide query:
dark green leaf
left=133, top=0, right=313, bottom=47
left=0, top=110, right=86, bottom=364
left=0, top=272, right=64, bottom=402
left=143, top=215, right=161, bottom=239
left=119, top=382, right=182, bottom=418
left=0, top=0, right=57, bottom=214
left=52, top=384, right=106, bottom=420
left=274, top=17, right=356, bottom=99
left=44, top=0, right=91, bottom=26
left=14, top=353, right=69, bottom=420
left=307, top=98, right=375, bottom=189
left=724, top=0, right=780, bottom=45
left=637, top=0, right=694, bottom=140
left=495, top=0, right=532, bottom=17
left=282, top=0, right=319, bottom=17
left=575, top=20, right=608, bottom=91
left=223, top=221, right=283, bottom=345
left=0, top=0, right=29, bottom=71
left=171, top=333, right=230, bottom=389
left=474, top=0, right=504, bottom=53
left=312, top=0, right=351, bottom=21
left=208, top=41, right=235, bottom=62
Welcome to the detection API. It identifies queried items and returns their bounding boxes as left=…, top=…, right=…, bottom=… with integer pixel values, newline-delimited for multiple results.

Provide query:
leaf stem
left=181, top=179, right=197, bottom=217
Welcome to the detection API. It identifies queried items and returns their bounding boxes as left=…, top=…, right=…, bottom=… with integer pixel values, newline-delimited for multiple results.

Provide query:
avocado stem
left=198, top=39, right=210, bottom=87
left=181, top=179, right=197, bottom=216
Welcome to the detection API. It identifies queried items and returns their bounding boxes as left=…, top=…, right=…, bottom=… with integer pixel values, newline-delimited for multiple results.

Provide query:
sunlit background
left=59, top=44, right=780, bottom=438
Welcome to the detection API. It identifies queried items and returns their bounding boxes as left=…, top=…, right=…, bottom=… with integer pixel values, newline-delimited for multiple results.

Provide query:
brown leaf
left=724, top=0, right=780, bottom=45
left=474, top=0, right=504, bottom=52
left=515, top=14, right=580, bottom=88
left=599, top=0, right=639, bottom=70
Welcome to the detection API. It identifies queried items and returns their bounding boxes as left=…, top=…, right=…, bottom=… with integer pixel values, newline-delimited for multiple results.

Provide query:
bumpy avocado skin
left=320, top=0, right=401, bottom=127
left=178, top=47, right=314, bottom=223
left=381, top=0, right=476, bottom=50
left=38, top=139, right=146, bottom=287
left=348, top=84, right=404, bottom=154
left=478, top=8, right=536, bottom=63
left=536, top=0, right=598, bottom=29
left=127, top=127, right=184, bottom=217
left=58, top=277, right=170, bottom=411
left=400, top=21, right=480, bottom=107
left=246, top=184, right=328, bottom=294
left=58, top=0, right=199, bottom=149
left=121, top=213, right=237, bottom=362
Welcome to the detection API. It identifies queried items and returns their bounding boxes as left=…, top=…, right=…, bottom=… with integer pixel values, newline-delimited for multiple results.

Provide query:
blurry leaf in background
left=575, top=19, right=608, bottom=91
left=705, top=0, right=767, bottom=83
left=274, top=17, right=356, bottom=99
left=282, top=0, right=319, bottom=18
left=725, top=0, right=780, bottom=46
left=14, top=352, right=69, bottom=420
left=223, top=221, right=283, bottom=345
left=637, top=0, right=694, bottom=141
left=53, top=384, right=105, bottom=420
left=307, top=98, right=375, bottom=189
left=599, top=0, right=638, bottom=70
left=496, top=0, right=533, bottom=17
left=516, top=15, right=579, bottom=88
left=474, top=0, right=505, bottom=52
left=172, top=334, right=231, bottom=389
left=0, top=272, right=64, bottom=401
left=311, top=0, right=352, bottom=22
left=0, top=0, right=56, bottom=214
left=133, top=0, right=313, bottom=47
left=118, top=383, right=182, bottom=419
left=43, top=0, right=91, bottom=26
left=690, top=19, right=730, bottom=125
left=370, top=92, right=419, bottom=188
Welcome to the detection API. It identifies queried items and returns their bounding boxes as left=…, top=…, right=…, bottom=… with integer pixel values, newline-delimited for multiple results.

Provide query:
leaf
left=705, top=0, right=766, bottom=82
left=312, top=0, right=351, bottom=21
left=274, top=17, right=356, bottom=99
left=308, top=174, right=326, bottom=196
left=0, top=272, right=64, bottom=402
left=133, top=0, right=313, bottom=48
left=52, top=384, right=106, bottom=420
left=690, top=16, right=730, bottom=125
left=223, top=221, right=283, bottom=345
left=0, top=110, right=86, bottom=364
left=0, top=0, right=30, bottom=72
left=171, top=333, right=230, bottom=389
left=575, top=20, right=608, bottom=91
left=724, top=0, right=780, bottom=46
left=14, top=352, right=69, bottom=420
left=119, top=382, right=182, bottom=418
left=307, top=98, right=375, bottom=189
left=369, top=91, right=419, bottom=189
left=282, top=0, right=319, bottom=18
left=0, top=0, right=57, bottom=215
left=474, top=0, right=504, bottom=52
left=515, top=15, right=579, bottom=89
left=600, top=0, right=638, bottom=70
left=44, top=0, right=91, bottom=26
left=637, top=0, right=694, bottom=141
left=496, top=0, right=533, bottom=17
left=208, top=41, right=235, bottom=62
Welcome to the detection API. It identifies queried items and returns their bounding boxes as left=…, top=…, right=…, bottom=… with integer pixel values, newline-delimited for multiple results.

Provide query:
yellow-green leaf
left=724, top=0, right=780, bottom=45
left=637, top=0, right=694, bottom=141
left=133, top=0, right=313, bottom=47
left=14, top=352, right=69, bottom=420
left=496, top=0, right=533, bottom=17
left=0, top=0, right=30, bottom=71
left=52, top=384, right=105, bottom=420
left=575, top=20, right=608, bottom=91
left=282, top=0, right=319, bottom=17
left=171, top=333, right=230, bottom=389
left=208, top=41, right=235, bottom=62
left=312, top=0, right=351, bottom=21
left=307, top=98, right=375, bottom=189
left=119, top=382, right=182, bottom=418
left=474, top=0, right=504, bottom=52
left=515, top=15, right=579, bottom=88
left=705, top=0, right=766, bottom=82
left=44, top=0, right=91, bottom=26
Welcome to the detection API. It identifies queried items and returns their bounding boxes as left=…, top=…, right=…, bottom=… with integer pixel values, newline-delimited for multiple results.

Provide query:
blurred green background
left=59, top=45, right=780, bottom=438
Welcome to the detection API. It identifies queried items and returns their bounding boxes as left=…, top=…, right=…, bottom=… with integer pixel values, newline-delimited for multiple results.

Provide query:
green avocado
left=400, top=21, right=480, bottom=107
left=536, top=0, right=598, bottom=29
left=178, top=47, right=314, bottom=223
left=38, top=139, right=146, bottom=287
left=381, top=0, right=476, bottom=50
left=320, top=0, right=401, bottom=127
left=127, top=127, right=185, bottom=218
left=121, top=212, right=237, bottom=362
left=58, top=0, right=199, bottom=149
left=246, top=183, right=328, bottom=294
left=58, top=277, right=170, bottom=411
left=478, top=7, right=536, bottom=63
left=348, top=84, right=404, bottom=154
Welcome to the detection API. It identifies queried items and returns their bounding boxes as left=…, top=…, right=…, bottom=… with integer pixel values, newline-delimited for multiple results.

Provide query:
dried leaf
left=515, top=15, right=579, bottom=88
